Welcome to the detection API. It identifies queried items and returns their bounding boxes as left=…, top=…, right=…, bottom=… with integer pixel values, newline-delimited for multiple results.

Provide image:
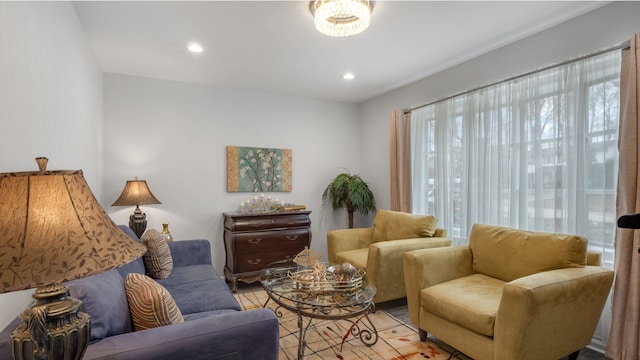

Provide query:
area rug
left=234, top=289, right=465, bottom=360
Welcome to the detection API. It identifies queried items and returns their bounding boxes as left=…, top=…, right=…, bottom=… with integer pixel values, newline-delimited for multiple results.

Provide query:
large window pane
left=410, top=51, right=620, bottom=265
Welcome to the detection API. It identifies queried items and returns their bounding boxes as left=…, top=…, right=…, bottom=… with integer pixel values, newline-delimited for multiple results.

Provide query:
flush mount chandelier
left=310, top=0, right=374, bottom=37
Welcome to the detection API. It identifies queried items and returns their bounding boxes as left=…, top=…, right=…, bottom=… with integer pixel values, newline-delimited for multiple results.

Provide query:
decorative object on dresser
left=223, top=210, right=312, bottom=292
left=111, top=177, right=162, bottom=238
left=0, top=157, right=147, bottom=360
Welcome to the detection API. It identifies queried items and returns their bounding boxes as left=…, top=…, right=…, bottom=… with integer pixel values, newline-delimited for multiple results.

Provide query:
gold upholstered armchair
left=403, top=223, right=614, bottom=360
left=327, top=209, right=451, bottom=303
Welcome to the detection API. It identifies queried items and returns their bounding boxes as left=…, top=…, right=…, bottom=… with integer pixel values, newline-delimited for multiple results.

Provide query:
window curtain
left=608, top=33, right=640, bottom=360
left=390, top=109, right=411, bottom=212
left=410, top=50, right=621, bottom=252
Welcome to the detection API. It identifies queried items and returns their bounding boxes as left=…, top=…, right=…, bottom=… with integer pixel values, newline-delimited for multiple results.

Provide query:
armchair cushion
left=422, top=273, right=505, bottom=337
left=372, top=209, right=438, bottom=243
left=469, top=223, right=587, bottom=282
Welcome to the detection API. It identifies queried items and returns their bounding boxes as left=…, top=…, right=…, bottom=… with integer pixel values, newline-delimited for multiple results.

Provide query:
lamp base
left=11, top=283, right=90, bottom=360
left=129, top=206, right=148, bottom=239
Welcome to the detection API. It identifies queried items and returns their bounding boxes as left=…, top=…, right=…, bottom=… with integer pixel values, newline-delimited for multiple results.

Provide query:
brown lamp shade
left=0, top=169, right=147, bottom=293
left=111, top=180, right=162, bottom=206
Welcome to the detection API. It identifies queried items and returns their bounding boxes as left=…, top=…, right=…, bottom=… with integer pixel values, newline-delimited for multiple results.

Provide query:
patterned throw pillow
left=141, top=229, right=173, bottom=279
left=125, top=273, right=184, bottom=331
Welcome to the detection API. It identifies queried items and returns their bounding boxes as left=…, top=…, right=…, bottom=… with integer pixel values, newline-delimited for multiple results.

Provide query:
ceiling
left=72, top=1, right=608, bottom=104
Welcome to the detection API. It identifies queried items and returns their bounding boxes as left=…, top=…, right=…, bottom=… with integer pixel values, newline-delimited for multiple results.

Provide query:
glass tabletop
left=259, top=261, right=375, bottom=313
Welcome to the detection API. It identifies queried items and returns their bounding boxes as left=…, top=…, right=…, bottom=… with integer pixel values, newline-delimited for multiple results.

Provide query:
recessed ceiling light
left=343, top=72, right=355, bottom=80
left=187, top=43, right=203, bottom=53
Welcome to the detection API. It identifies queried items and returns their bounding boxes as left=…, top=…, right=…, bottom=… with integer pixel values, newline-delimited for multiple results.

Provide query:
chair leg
left=419, top=328, right=428, bottom=341
left=567, top=350, right=579, bottom=360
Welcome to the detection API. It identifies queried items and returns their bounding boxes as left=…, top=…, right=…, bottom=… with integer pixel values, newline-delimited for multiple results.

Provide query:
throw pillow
left=125, top=273, right=185, bottom=331
left=66, top=269, right=132, bottom=342
left=372, top=209, right=438, bottom=243
left=141, top=229, right=173, bottom=279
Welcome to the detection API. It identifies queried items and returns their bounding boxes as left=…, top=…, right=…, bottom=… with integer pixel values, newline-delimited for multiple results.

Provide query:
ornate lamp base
left=11, top=284, right=90, bottom=360
left=129, top=205, right=148, bottom=239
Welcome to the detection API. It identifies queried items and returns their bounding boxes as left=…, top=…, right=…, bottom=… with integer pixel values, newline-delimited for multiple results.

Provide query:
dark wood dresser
left=223, top=210, right=312, bottom=291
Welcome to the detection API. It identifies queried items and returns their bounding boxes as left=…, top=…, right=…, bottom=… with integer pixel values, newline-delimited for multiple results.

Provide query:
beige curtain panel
left=608, top=33, right=640, bottom=360
left=390, top=109, right=411, bottom=213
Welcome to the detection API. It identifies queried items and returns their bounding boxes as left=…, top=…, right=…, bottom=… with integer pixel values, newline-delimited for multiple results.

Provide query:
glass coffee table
left=259, top=261, right=377, bottom=360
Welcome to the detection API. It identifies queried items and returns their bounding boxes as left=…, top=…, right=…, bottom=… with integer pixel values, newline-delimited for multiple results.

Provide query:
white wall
left=102, top=74, right=362, bottom=275
left=0, top=3, right=103, bottom=329
left=360, top=1, right=640, bottom=211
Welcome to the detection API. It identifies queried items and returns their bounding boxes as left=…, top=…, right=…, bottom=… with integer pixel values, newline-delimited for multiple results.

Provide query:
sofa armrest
left=403, top=246, right=473, bottom=326
left=169, top=239, right=212, bottom=267
left=494, top=266, right=614, bottom=360
left=327, top=228, right=374, bottom=263
left=83, top=309, right=279, bottom=360
left=367, top=237, right=451, bottom=303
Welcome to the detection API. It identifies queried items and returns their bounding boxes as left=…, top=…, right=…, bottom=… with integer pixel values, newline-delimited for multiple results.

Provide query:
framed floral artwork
left=226, top=146, right=292, bottom=192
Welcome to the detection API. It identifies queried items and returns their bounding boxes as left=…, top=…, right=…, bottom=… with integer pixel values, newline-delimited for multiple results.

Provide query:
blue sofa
left=0, top=226, right=279, bottom=360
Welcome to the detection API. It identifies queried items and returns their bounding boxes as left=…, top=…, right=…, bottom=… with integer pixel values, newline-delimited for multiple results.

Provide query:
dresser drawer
left=235, top=249, right=303, bottom=273
left=231, top=228, right=310, bottom=253
left=273, top=213, right=311, bottom=228
left=225, top=215, right=274, bottom=231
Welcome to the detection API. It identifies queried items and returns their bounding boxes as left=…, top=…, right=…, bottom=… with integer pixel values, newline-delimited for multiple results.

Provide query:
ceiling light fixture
left=343, top=72, right=355, bottom=80
left=309, top=0, right=374, bottom=37
left=187, top=43, right=203, bottom=53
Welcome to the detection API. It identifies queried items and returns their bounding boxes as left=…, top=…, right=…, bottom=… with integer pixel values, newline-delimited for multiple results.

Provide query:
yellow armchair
left=327, top=210, right=451, bottom=303
left=403, top=224, right=614, bottom=360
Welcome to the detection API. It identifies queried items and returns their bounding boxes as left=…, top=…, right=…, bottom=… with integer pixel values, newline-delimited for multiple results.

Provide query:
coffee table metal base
left=290, top=302, right=378, bottom=360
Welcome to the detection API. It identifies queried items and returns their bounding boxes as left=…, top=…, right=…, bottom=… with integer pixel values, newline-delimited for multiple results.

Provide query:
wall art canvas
left=227, top=146, right=292, bottom=192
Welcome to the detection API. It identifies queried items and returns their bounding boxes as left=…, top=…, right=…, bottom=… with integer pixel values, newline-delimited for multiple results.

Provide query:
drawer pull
left=285, top=255, right=293, bottom=260
left=247, top=259, right=262, bottom=265
left=248, top=238, right=262, bottom=245
left=286, top=235, right=299, bottom=241
left=248, top=223, right=261, bottom=228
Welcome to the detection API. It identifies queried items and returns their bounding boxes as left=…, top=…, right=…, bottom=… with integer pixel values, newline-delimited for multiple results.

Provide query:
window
left=411, top=51, right=621, bottom=267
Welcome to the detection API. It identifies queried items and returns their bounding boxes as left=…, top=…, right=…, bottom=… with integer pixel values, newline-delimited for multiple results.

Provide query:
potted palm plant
left=322, top=171, right=376, bottom=228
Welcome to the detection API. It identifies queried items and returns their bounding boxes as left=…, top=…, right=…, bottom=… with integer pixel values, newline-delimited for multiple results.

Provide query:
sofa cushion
left=422, top=273, right=505, bottom=337
left=372, top=209, right=438, bottom=243
left=125, top=273, right=184, bottom=331
left=117, top=225, right=146, bottom=277
left=469, top=224, right=588, bottom=282
left=66, top=269, right=132, bottom=342
left=159, top=278, right=242, bottom=314
left=141, top=229, right=173, bottom=279
left=162, top=264, right=221, bottom=285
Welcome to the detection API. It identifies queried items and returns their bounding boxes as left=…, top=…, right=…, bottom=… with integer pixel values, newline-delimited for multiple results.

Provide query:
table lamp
left=111, top=178, right=161, bottom=238
left=0, top=157, right=147, bottom=360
